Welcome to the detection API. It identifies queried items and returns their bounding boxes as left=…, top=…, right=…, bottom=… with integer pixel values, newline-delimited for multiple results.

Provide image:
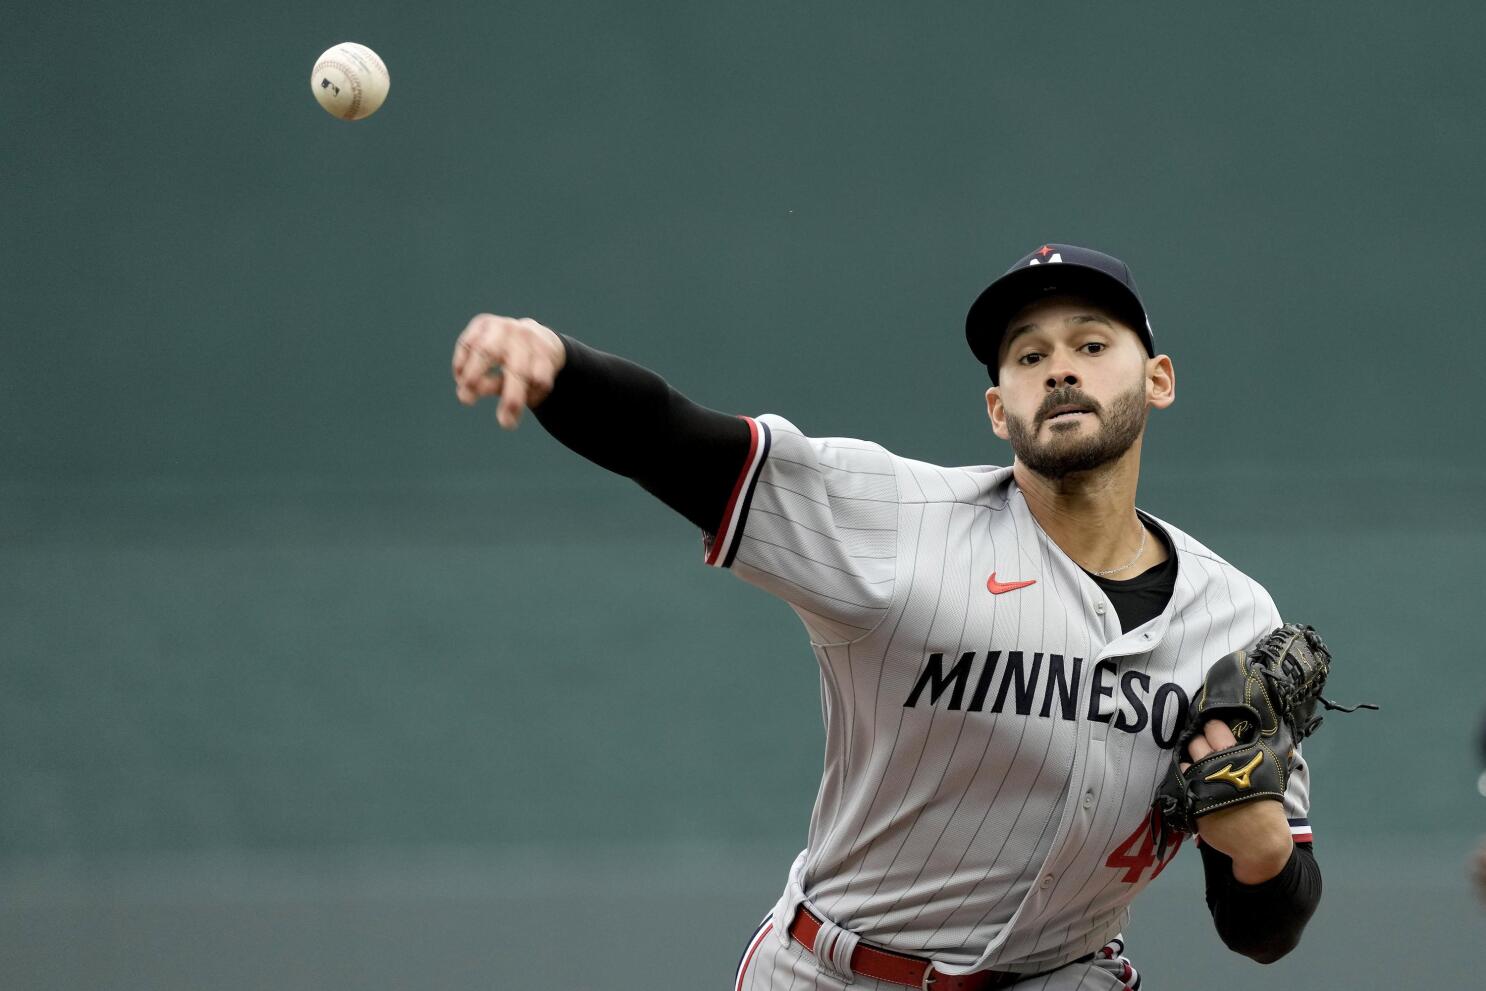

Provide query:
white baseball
left=310, top=42, right=390, bottom=121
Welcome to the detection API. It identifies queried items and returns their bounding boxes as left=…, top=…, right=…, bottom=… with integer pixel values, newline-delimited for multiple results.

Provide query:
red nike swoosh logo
left=987, top=573, right=1037, bottom=595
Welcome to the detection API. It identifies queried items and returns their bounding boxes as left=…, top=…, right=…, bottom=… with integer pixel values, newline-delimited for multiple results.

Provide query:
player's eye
left=1081, top=342, right=1106, bottom=355
left=1017, top=352, right=1043, bottom=366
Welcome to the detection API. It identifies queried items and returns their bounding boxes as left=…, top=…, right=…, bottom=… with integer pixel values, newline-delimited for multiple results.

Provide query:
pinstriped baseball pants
left=733, top=915, right=1142, bottom=991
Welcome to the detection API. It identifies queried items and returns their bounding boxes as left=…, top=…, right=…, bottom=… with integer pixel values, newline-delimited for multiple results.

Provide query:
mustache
left=1036, top=387, right=1103, bottom=425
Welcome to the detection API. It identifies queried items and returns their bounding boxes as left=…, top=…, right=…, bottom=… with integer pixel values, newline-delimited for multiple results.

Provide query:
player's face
left=986, top=297, right=1174, bottom=480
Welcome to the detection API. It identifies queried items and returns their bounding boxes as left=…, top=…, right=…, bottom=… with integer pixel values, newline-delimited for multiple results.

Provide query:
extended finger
left=494, top=337, right=533, bottom=424
left=471, top=372, right=505, bottom=398
left=455, top=346, right=494, bottom=403
left=498, top=370, right=528, bottom=429
left=452, top=335, right=471, bottom=380
left=1186, top=734, right=1213, bottom=764
left=454, top=334, right=480, bottom=389
left=458, top=368, right=505, bottom=406
left=459, top=334, right=502, bottom=394
left=454, top=337, right=486, bottom=383
left=465, top=315, right=513, bottom=379
left=453, top=316, right=493, bottom=380
left=1204, top=719, right=1239, bottom=751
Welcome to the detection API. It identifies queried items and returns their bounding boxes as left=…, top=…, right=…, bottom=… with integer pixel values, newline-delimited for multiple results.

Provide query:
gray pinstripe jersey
left=703, top=414, right=1311, bottom=976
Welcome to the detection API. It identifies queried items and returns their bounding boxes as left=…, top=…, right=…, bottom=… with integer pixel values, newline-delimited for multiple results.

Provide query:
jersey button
left=1040, top=874, right=1054, bottom=889
left=1095, top=602, right=1106, bottom=615
left=1082, top=791, right=1094, bottom=808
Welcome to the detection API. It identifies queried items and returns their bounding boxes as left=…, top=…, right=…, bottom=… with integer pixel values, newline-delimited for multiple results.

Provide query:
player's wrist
left=538, top=325, right=568, bottom=373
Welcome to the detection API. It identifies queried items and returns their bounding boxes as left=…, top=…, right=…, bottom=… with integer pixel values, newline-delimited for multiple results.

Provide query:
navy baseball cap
left=965, top=243, right=1155, bottom=383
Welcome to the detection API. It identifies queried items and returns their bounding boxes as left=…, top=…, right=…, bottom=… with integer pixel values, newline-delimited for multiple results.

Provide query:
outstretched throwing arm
left=449, top=314, right=752, bottom=532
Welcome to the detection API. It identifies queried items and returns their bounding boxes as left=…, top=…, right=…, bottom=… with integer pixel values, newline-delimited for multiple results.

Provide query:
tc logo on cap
left=965, top=242, right=1156, bottom=382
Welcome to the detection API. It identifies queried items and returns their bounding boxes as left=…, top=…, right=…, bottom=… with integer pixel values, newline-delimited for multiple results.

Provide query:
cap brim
left=965, top=264, right=1151, bottom=378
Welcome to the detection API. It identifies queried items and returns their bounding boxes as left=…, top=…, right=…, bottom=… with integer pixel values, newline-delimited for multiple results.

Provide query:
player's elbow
left=1226, top=931, right=1300, bottom=965
left=1216, top=898, right=1316, bottom=964
left=1211, top=894, right=1317, bottom=964
left=1206, top=841, right=1321, bottom=966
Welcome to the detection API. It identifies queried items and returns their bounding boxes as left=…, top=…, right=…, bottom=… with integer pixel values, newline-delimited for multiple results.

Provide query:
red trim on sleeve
left=705, top=416, right=760, bottom=567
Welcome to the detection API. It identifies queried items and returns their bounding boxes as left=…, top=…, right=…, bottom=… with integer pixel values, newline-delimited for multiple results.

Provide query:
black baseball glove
left=1150, top=624, right=1375, bottom=854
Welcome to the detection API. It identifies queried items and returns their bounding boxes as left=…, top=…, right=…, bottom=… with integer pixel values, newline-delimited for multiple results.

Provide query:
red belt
left=787, top=906, right=1034, bottom=991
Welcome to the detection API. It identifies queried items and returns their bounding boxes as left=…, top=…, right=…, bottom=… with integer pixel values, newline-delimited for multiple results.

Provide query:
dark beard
left=1004, top=381, right=1149, bottom=480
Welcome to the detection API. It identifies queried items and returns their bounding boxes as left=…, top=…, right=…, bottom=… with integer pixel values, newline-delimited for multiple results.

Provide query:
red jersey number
left=1105, top=821, right=1183, bottom=883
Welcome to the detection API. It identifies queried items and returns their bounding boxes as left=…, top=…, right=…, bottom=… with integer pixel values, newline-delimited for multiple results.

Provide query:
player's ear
left=986, top=386, right=1011, bottom=440
left=1146, top=354, right=1175, bottom=410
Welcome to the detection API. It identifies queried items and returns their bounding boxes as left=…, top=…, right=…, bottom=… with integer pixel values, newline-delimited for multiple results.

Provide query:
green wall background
left=4, top=2, right=1483, bottom=988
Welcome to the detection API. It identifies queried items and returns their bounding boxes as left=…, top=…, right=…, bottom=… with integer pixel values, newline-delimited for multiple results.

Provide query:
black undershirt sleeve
left=529, top=334, right=753, bottom=533
left=1198, top=840, right=1321, bottom=963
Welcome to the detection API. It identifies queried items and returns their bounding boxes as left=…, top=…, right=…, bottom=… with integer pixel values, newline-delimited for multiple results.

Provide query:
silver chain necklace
left=1086, top=523, right=1148, bottom=578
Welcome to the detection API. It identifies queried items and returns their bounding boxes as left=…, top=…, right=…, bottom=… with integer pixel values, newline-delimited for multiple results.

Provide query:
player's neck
left=1013, top=443, right=1161, bottom=576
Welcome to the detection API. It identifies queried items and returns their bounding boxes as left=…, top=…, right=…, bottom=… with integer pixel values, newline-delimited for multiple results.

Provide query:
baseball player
left=450, top=244, right=1322, bottom=989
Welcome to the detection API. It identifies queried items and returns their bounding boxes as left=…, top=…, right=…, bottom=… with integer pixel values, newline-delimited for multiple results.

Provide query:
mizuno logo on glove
left=1204, top=752, right=1265, bottom=791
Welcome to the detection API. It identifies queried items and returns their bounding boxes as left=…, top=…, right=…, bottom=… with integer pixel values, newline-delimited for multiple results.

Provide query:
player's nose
left=1042, top=347, right=1080, bottom=390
